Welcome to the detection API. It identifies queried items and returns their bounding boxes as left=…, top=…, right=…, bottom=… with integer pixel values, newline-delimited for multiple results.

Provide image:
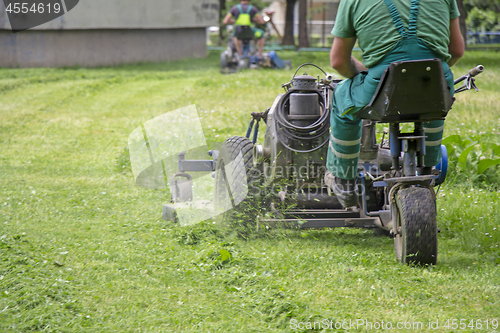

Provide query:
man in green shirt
left=325, top=0, right=464, bottom=208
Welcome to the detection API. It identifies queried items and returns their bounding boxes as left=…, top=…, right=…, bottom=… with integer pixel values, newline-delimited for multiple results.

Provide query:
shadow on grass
left=439, top=251, right=500, bottom=268
left=439, top=256, right=477, bottom=268
left=276, top=227, right=393, bottom=250
left=0, top=52, right=222, bottom=84
left=173, top=220, right=393, bottom=252
left=110, top=52, right=222, bottom=73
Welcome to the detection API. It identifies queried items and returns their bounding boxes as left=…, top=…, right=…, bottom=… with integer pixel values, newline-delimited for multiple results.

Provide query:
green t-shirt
left=332, top=0, right=460, bottom=68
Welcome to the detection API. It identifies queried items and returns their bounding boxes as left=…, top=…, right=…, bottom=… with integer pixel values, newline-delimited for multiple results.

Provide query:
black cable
left=292, top=63, right=327, bottom=78
left=274, top=88, right=331, bottom=153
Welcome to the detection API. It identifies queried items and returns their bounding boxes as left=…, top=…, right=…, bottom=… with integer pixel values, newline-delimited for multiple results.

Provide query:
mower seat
left=357, top=59, right=453, bottom=123
left=234, top=25, right=255, bottom=41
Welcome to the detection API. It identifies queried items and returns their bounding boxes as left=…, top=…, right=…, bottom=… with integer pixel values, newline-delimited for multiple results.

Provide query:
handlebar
left=468, top=65, right=484, bottom=77
left=454, top=65, right=484, bottom=93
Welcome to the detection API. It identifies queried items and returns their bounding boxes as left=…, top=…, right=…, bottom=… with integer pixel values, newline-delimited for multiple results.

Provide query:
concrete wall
left=0, top=28, right=207, bottom=67
left=0, top=0, right=219, bottom=30
left=0, top=0, right=219, bottom=67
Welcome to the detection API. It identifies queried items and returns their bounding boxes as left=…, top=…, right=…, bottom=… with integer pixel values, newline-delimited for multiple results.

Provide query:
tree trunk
left=219, top=0, right=226, bottom=45
left=456, top=0, right=467, bottom=45
left=298, top=0, right=309, bottom=48
left=282, top=0, right=296, bottom=46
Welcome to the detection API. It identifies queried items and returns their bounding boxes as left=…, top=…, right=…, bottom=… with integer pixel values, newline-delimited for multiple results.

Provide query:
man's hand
left=330, top=36, right=367, bottom=79
left=253, top=13, right=266, bottom=25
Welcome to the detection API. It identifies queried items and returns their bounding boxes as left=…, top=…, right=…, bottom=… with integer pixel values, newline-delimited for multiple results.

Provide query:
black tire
left=220, top=50, right=229, bottom=69
left=214, top=136, right=262, bottom=229
left=394, top=186, right=438, bottom=265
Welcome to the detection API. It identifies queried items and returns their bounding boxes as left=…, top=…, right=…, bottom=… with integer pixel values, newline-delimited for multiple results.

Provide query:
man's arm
left=330, top=36, right=367, bottom=79
left=448, top=17, right=465, bottom=67
left=253, top=13, right=266, bottom=25
left=223, top=12, right=235, bottom=25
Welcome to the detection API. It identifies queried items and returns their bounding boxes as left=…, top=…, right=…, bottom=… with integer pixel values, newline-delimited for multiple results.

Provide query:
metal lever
left=454, top=65, right=484, bottom=93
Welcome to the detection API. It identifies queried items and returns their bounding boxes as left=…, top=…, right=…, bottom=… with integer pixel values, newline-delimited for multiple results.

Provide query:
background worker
left=223, top=0, right=267, bottom=59
left=324, top=0, right=465, bottom=208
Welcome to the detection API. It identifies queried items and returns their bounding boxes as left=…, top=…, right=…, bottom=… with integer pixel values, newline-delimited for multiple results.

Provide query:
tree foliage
left=222, top=0, right=267, bottom=14
left=463, top=0, right=500, bottom=12
left=463, top=0, right=500, bottom=31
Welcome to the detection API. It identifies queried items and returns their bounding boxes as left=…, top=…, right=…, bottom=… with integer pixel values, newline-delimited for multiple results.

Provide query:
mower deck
left=259, top=209, right=379, bottom=229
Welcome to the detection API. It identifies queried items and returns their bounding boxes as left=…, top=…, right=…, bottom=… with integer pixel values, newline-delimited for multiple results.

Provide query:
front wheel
left=237, top=58, right=250, bottom=70
left=214, top=136, right=262, bottom=229
left=394, top=186, right=438, bottom=265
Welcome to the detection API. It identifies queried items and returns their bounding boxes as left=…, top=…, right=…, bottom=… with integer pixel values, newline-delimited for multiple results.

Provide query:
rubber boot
left=324, top=171, right=358, bottom=208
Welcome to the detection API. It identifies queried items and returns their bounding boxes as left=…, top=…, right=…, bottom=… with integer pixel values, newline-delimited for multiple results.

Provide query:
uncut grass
left=0, top=51, right=499, bottom=332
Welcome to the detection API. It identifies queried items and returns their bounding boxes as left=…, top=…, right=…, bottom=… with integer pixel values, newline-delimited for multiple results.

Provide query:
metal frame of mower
left=163, top=62, right=483, bottom=266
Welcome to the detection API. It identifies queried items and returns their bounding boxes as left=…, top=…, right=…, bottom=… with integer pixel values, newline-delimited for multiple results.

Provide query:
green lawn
left=0, top=51, right=499, bottom=332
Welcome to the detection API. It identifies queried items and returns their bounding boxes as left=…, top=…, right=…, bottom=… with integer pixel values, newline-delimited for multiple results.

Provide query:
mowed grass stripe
left=0, top=51, right=499, bottom=332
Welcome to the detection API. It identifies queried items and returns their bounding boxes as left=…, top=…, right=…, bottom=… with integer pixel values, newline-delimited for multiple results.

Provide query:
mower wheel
left=220, top=50, right=229, bottom=69
left=238, top=58, right=249, bottom=70
left=214, top=136, right=262, bottom=228
left=394, top=186, right=438, bottom=265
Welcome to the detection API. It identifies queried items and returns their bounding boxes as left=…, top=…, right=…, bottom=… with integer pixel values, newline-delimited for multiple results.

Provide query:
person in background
left=223, top=0, right=267, bottom=59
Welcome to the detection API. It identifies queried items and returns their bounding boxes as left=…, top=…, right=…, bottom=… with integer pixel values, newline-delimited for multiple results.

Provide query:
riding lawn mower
left=163, top=61, right=484, bottom=266
left=220, top=37, right=292, bottom=73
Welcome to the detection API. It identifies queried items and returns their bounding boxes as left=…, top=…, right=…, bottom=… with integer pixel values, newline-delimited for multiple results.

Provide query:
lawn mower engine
left=219, top=64, right=389, bottom=230
left=253, top=69, right=341, bottom=210
left=166, top=66, right=387, bottom=230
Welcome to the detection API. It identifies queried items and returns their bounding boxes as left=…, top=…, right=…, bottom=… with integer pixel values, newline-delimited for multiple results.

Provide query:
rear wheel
left=238, top=58, right=249, bottom=70
left=214, top=136, right=262, bottom=230
left=394, top=186, right=438, bottom=265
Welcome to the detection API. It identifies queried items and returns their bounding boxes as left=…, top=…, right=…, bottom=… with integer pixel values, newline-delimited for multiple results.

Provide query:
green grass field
left=0, top=51, right=499, bottom=332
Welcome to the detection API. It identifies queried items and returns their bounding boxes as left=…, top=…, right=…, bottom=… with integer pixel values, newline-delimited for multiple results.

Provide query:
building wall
left=0, top=28, right=207, bottom=68
left=0, top=0, right=219, bottom=67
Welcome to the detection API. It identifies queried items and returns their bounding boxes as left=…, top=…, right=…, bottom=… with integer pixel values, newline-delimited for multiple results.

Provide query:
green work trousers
left=327, top=38, right=454, bottom=180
